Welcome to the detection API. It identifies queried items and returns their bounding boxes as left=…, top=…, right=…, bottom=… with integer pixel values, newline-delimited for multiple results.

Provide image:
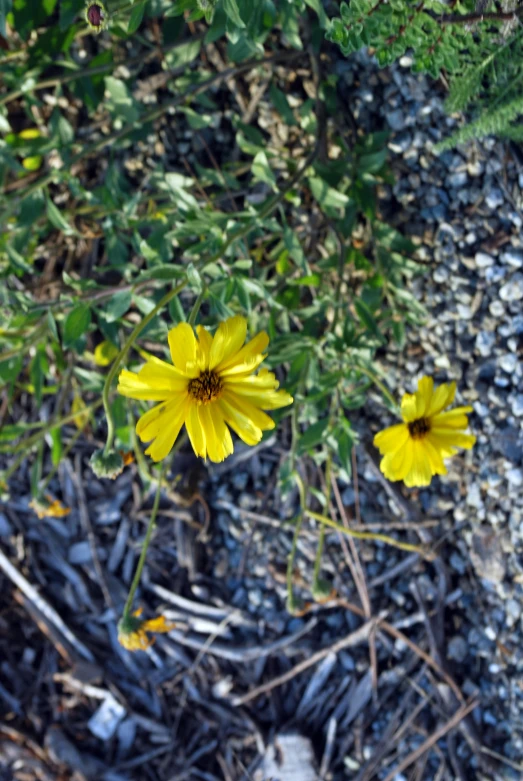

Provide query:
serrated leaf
left=298, top=418, right=330, bottom=453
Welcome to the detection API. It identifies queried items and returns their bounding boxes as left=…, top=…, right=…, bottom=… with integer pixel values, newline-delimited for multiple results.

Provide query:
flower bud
left=90, top=449, right=124, bottom=479
left=85, top=1, right=107, bottom=32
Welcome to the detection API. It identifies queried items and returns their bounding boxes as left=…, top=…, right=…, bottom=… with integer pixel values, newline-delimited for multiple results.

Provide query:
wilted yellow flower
left=118, top=315, right=293, bottom=462
left=373, top=376, right=476, bottom=488
left=30, top=495, right=71, bottom=519
left=117, top=608, right=174, bottom=651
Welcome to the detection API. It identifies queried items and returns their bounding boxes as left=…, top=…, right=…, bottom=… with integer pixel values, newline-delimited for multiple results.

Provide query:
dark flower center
left=87, top=4, right=104, bottom=26
left=408, top=417, right=431, bottom=440
left=188, top=370, right=222, bottom=404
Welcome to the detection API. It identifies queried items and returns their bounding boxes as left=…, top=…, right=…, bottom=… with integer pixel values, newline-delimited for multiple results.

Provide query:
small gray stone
left=499, top=353, right=518, bottom=373
left=388, top=131, right=412, bottom=154
left=485, top=188, right=504, bottom=209
left=507, top=468, right=523, bottom=487
left=386, top=109, right=406, bottom=131
left=485, top=266, right=507, bottom=283
left=0, top=513, right=13, bottom=537
left=475, top=252, right=495, bottom=268
left=448, top=635, right=468, bottom=663
left=447, top=171, right=468, bottom=188
left=500, top=273, right=523, bottom=302
left=470, top=528, right=507, bottom=583
left=489, top=300, right=505, bottom=317
left=501, top=249, right=523, bottom=268
left=511, top=394, right=523, bottom=417
left=475, top=330, right=496, bottom=356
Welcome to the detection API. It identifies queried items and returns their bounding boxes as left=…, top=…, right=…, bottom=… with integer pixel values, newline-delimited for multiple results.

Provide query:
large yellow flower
left=373, top=376, right=476, bottom=488
left=118, top=315, right=293, bottom=462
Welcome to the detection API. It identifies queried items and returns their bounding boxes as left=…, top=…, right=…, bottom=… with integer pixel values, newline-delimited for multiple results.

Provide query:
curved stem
left=187, top=291, right=204, bottom=326
left=123, top=461, right=166, bottom=618
left=286, top=471, right=308, bottom=612
left=102, top=280, right=187, bottom=454
left=353, top=364, right=399, bottom=412
left=306, top=509, right=433, bottom=560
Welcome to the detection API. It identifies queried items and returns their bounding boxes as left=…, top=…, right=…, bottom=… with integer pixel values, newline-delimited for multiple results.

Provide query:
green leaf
left=50, top=426, right=63, bottom=466
left=0, top=0, right=12, bottom=36
left=104, top=290, right=132, bottom=323
left=309, top=176, right=349, bottom=217
left=269, top=83, right=296, bottom=126
left=298, top=418, right=330, bottom=453
left=47, top=196, right=75, bottom=236
left=128, top=0, right=146, bottom=33
left=354, top=298, right=383, bottom=341
left=252, top=150, right=277, bottom=191
left=163, top=38, right=202, bottom=68
left=63, top=303, right=91, bottom=346
left=222, top=0, right=245, bottom=28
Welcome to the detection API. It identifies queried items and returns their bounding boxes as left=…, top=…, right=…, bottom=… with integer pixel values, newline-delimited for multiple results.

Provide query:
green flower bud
left=90, top=449, right=124, bottom=479
left=196, top=0, right=216, bottom=23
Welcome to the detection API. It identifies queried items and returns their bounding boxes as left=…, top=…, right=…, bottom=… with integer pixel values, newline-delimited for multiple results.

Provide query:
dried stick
left=232, top=619, right=375, bottom=706
left=381, top=699, right=479, bottom=781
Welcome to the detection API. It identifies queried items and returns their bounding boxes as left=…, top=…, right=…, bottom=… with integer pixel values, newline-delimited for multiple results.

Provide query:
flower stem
left=187, top=291, right=204, bottom=326
left=286, top=471, right=308, bottom=612
left=102, top=281, right=187, bottom=454
left=354, top=364, right=399, bottom=412
left=123, top=461, right=167, bottom=618
left=306, top=509, right=434, bottom=559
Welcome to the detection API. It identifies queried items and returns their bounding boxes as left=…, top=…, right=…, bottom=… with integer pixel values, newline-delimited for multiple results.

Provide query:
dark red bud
left=87, top=4, right=103, bottom=27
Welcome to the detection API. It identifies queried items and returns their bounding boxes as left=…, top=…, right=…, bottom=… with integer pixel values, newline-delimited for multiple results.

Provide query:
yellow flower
left=117, top=315, right=293, bottom=463
left=29, top=495, right=71, bottom=519
left=373, top=376, right=476, bottom=488
left=117, top=608, right=174, bottom=651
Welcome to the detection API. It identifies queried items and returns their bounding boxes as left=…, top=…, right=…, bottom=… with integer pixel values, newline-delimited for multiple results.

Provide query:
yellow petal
left=404, top=441, right=433, bottom=487
left=210, top=315, right=247, bottom=371
left=429, top=429, right=476, bottom=451
left=198, top=403, right=234, bottom=462
left=217, top=331, right=269, bottom=374
left=144, top=398, right=188, bottom=462
left=118, top=369, right=174, bottom=401
left=224, top=379, right=293, bottom=410
left=426, top=381, right=456, bottom=417
left=185, top=403, right=206, bottom=458
left=381, top=438, right=414, bottom=482
left=415, top=376, right=434, bottom=417
left=373, top=423, right=409, bottom=455
left=217, top=397, right=263, bottom=446
left=400, top=393, right=418, bottom=423
left=222, top=390, right=276, bottom=432
left=196, top=325, right=213, bottom=369
left=142, top=616, right=175, bottom=634
left=431, top=407, right=473, bottom=429
left=167, top=323, right=198, bottom=376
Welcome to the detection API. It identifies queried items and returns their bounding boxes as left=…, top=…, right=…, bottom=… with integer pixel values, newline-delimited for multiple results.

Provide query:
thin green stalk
left=187, top=291, right=205, bottom=326
left=312, top=453, right=331, bottom=592
left=306, top=509, right=434, bottom=560
left=102, top=280, right=187, bottom=454
left=123, top=461, right=166, bottom=618
left=286, top=471, right=308, bottom=612
left=353, top=364, right=399, bottom=412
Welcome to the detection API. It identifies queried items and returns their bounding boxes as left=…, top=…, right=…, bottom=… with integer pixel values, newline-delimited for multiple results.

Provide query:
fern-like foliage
left=326, top=0, right=523, bottom=148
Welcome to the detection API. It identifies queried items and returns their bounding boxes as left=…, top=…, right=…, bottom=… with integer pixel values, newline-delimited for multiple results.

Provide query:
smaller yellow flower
left=373, top=376, right=476, bottom=488
left=29, top=495, right=71, bottom=519
left=117, top=608, right=175, bottom=651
